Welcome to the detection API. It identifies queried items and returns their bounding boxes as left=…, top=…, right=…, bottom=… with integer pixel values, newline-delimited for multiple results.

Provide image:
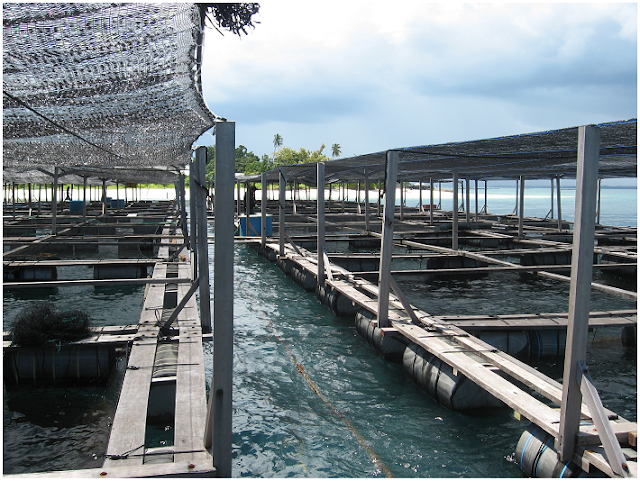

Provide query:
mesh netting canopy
left=3, top=3, right=216, bottom=183
left=256, top=119, right=637, bottom=185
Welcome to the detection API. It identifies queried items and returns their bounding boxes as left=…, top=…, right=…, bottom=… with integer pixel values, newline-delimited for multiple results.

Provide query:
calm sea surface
left=3, top=189, right=637, bottom=476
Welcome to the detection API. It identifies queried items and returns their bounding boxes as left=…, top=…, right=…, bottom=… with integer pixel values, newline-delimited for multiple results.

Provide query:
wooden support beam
left=317, top=162, right=326, bottom=286
left=261, top=172, right=267, bottom=248
left=558, top=125, right=600, bottom=462
left=377, top=150, right=398, bottom=328
left=279, top=168, right=286, bottom=257
left=452, top=171, right=459, bottom=250
left=194, top=146, right=211, bottom=334
left=206, top=120, right=235, bottom=477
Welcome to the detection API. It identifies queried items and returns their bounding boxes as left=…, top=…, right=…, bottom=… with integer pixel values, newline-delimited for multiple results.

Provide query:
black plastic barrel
left=515, top=422, right=586, bottom=478
left=402, top=342, right=505, bottom=410
left=354, top=309, right=409, bottom=363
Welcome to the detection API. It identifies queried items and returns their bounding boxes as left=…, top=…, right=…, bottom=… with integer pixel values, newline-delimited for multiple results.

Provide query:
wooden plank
left=3, top=460, right=215, bottom=478
left=393, top=321, right=562, bottom=437
left=103, top=264, right=167, bottom=467
left=174, top=264, right=209, bottom=464
left=4, top=277, right=191, bottom=289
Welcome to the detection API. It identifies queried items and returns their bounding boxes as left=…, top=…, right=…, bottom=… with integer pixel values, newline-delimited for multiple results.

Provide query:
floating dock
left=231, top=125, right=637, bottom=478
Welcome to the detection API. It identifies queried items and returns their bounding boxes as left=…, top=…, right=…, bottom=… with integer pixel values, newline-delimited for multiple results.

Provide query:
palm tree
left=331, top=143, right=341, bottom=158
left=273, top=133, right=283, bottom=154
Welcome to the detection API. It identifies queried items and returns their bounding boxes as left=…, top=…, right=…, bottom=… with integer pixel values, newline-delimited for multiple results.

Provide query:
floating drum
left=515, top=422, right=585, bottom=478
left=527, top=329, right=566, bottom=359
left=478, top=331, right=529, bottom=358
left=277, top=258, right=293, bottom=275
left=93, top=264, right=147, bottom=280
left=403, top=342, right=505, bottom=410
left=4, top=265, right=58, bottom=282
left=4, top=345, right=114, bottom=384
left=291, top=265, right=316, bottom=291
left=316, top=284, right=359, bottom=318
left=355, top=309, right=408, bottom=363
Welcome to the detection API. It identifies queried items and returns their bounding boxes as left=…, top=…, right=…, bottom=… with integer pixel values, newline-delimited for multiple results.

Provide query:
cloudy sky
left=199, top=2, right=637, bottom=160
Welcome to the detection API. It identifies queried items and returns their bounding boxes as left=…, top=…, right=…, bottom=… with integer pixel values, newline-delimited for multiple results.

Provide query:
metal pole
left=204, top=121, right=235, bottom=478
left=438, top=181, right=442, bottom=209
left=452, top=172, right=458, bottom=250
left=377, top=150, right=398, bottom=328
left=12, top=182, right=16, bottom=219
left=557, top=125, right=600, bottom=462
left=419, top=181, right=423, bottom=213
left=518, top=176, right=525, bottom=237
left=317, top=162, right=326, bottom=286
left=195, top=146, right=211, bottom=334
left=261, top=172, right=267, bottom=248
left=279, top=168, right=286, bottom=257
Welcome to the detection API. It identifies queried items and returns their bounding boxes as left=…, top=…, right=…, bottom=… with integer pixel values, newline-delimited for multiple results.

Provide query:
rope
left=237, top=283, right=394, bottom=477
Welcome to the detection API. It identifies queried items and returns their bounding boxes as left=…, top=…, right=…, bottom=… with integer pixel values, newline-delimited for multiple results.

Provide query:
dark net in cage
left=10, top=302, right=91, bottom=348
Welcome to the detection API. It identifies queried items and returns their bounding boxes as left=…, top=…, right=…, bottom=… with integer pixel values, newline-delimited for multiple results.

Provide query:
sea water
left=2, top=188, right=637, bottom=476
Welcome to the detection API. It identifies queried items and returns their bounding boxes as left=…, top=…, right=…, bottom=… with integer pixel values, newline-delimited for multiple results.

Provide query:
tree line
left=204, top=135, right=342, bottom=181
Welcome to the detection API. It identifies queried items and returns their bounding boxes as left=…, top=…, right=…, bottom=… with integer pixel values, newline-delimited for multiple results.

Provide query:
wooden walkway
left=3, top=207, right=215, bottom=477
left=258, top=235, right=637, bottom=477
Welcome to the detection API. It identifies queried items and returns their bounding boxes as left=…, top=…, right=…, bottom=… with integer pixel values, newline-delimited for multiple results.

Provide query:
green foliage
left=273, top=144, right=329, bottom=167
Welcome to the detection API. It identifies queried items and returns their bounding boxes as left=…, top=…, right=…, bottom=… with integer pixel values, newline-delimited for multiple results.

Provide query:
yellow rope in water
left=239, top=283, right=393, bottom=477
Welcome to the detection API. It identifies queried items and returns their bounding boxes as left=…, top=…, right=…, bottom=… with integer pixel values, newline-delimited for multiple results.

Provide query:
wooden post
left=556, top=176, right=563, bottom=231
left=550, top=178, right=555, bottom=219
left=364, top=170, right=370, bottom=232
left=452, top=171, right=458, bottom=250
left=399, top=181, right=404, bottom=221
left=102, top=178, right=108, bottom=215
left=292, top=181, right=297, bottom=215
left=557, top=125, right=600, bottom=462
left=204, top=121, right=235, bottom=478
left=377, top=150, right=398, bottom=328
left=261, top=172, right=267, bottom=248
left=596, top=178, right=601, bottom=225
left=465, top=177, right=470, bottom=222
left=38, top=183, right=42, bottom=216
left=83, top=176, right=87, bottom=221
left=190, top=165, right=197, bottom=277
left=438, top=181, right=442, bottom=209
left=12, top=182, right=16, bottom=219
left=317, top=162, right=326, bottom=286
left=195, top=146, right=211, bottom=334
left=518, top=176, right=525, bottom=237
left=52, top=168, right=59, bottom=234
left=513, top=179, right=519, bottom=215
left=484, top=180, right=488, bottom=214
left=179, top=173, right=188, bottom=246
left=419, top=181, right=423, bottom=213
left=429, top=178, right=434, bottom=225
left=236, top=180, right=241, bottom=218
left=279, top=168, right=285, bottom=257
left=474, top=179, right=479, bottom=222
